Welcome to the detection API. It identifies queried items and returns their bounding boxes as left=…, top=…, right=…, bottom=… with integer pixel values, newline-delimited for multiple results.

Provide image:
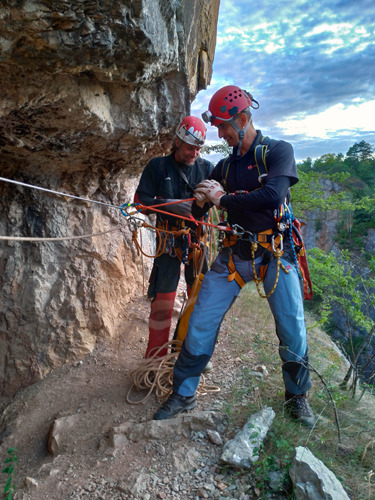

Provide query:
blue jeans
left=173, top=251, right=312, bottom=396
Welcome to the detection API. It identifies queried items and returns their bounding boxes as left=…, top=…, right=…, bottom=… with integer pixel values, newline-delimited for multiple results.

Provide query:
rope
left=131, top=224, right=190, bottom=259
left=251, top=243, right=289, bottom=299
left=0, top=176, right=125, bottom=210
left=0, top=175, right=294, bottom=301
left=134, top=203, right=231, bottom=232
left=0, top=176, right=232, bottom=243
left=126, top=340, right=220, bottom=405
left=0, top=227, right=122, bottom=242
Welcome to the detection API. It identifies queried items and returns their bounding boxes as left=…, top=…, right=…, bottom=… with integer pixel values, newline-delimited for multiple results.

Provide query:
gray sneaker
left=153, top=392, right=197, bottom=420
left=284, top=393, right=316, bottom=428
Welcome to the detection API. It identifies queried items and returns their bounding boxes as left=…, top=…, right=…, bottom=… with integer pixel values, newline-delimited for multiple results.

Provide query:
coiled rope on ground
left=126, top=340, right=220, bottom=405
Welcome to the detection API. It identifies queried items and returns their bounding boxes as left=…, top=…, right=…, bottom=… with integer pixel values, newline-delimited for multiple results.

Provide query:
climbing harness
left=219, top=225, right=288, bottom=298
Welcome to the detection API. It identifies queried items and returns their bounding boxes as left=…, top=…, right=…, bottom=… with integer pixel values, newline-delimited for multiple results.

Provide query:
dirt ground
left=0, top=285, right=267, bottom=500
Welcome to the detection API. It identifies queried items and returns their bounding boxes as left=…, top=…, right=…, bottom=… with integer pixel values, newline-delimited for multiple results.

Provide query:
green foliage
left=252, top=429, right=295, bottom=496
left=306, top=247, right=375, bottom=390
left=295, top=140, right=375, bottom=250
left=203, top=139, right=231, bottom=158
left=346, top=140, right=374, bottom=162
left=2, top=448, right=17, bottom=500
left=292, top=170, right=352, bottom=214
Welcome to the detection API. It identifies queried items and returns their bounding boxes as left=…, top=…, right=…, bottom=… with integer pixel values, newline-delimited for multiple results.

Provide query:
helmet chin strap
left=230, top=117, right=251, bottom=156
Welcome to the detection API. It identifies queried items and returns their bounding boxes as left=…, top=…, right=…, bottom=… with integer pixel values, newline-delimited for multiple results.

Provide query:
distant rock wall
left=301, top=179, right=341, bottom=253
left=0, top=0, right=220, bottom=396
left=300, top=179, right=375, bottom=384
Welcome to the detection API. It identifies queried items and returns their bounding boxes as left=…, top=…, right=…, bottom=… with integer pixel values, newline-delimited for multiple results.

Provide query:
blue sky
left=191, top=0, right=375, bottom=162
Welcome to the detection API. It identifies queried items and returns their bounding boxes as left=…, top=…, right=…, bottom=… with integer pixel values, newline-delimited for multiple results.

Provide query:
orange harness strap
left=227, top=253, right=246, bottom=288
left=222, top=229, right=284, bottom=289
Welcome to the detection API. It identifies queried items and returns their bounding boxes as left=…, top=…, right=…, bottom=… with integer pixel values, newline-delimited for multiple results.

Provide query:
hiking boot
left=284, top=393, right=316, bottom=428
left=203, top=360, right=213, bottom=373
left=153, top=392, right=197, bottom=420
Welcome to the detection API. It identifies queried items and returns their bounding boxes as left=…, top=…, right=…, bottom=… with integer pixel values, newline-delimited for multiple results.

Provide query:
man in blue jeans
left=153, top=85, right=315, bottom=427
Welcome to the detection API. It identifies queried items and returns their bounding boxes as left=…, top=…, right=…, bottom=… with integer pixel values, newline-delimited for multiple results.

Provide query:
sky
left=191, top=0, right=375, bottom=163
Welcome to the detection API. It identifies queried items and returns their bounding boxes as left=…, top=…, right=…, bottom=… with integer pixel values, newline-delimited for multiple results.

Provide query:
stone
left=207, top=429, right=223, bottom=445
left=289, top=446, right=350, bottom=499
left=24, top=477, right=39, bottom=489
left=220, top=407, right=275, bottom=468
left=117, top=471, right=158, bottom=496
left=47, top=414, right=81, bottom=456
left=106, top=410, right=226, bottom=449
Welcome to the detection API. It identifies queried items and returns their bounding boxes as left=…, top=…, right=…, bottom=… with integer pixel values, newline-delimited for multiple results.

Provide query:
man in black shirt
left=153, top=86, right=315, bottom=427
left=135, top=116, right=214, bottom=358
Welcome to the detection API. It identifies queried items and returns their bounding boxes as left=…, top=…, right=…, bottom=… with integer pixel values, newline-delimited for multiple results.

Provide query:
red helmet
left=202, top=85, right=259, bottom=126
left=176, top=116, right=206, bottom=146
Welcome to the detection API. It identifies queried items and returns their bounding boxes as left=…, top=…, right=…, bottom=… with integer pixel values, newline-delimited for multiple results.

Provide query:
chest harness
left=218, top=136, right=310, bottom=299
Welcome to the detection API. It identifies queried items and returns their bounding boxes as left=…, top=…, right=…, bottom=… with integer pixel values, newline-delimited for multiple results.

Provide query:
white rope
left=0, top=176, right=124, bottom=210
left=0, top=227, right=122, bottom=242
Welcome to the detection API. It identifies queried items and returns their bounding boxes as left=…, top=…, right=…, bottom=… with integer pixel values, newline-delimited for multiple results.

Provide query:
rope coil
left=126, top=340, right=220, bottom=405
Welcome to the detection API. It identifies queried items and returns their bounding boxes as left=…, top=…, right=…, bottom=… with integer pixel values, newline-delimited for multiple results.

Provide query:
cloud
left=192, top=0, right=375, bottom=161
left=276, top=100, right=375, bottom=139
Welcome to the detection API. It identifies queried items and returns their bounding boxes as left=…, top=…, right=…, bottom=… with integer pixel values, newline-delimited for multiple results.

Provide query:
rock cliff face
left=0, top=0, right=220, bottom=396
left=301, top=179, right=340, bottom=253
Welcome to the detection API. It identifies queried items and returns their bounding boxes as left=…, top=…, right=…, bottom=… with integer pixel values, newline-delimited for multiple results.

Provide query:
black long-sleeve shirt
left=193, top=130, right=298, bottom=233
left=135, top=154, right=214, bottom=229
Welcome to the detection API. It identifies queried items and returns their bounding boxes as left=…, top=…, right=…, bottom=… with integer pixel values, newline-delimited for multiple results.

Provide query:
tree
left=203, top=140, right=231, bottom=157
left=346, top=141, right=374, bottom=162
left=297, top=157, right=312, bottom=173
left=307, top=248, right=375, bottom=395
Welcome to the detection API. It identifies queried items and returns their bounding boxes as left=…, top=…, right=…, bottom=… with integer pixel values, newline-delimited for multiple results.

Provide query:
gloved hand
left=194, top=189, right=210, bottom=208
left=160, top=199, right=193, bottom=217
left=194, top=179, right=226, bottom=207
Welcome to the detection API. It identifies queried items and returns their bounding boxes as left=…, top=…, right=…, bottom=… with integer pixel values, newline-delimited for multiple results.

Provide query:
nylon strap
left=219, top=136, right=271, bottom=189
left=227, top=253, right=246, bottom=288
left=254, top=136, right=270, bottom=186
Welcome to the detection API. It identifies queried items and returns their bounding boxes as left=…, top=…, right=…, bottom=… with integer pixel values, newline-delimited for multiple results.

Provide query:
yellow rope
left=126, top=340, right=220, bottom=405
left=251, top=243, right=289, bottom=299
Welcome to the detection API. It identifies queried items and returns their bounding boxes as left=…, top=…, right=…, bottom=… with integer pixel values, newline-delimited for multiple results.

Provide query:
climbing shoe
left=153, top=392, right=197, bottom=420
left=284, top=393, right=316, bottom=428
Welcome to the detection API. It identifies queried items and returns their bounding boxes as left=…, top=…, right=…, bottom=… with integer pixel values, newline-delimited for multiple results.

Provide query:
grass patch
left=220, top=282, right=375, bottom=499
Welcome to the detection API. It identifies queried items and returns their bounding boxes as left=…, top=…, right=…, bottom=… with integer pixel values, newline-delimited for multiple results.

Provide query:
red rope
left=135, top=199, right=231, bottom=232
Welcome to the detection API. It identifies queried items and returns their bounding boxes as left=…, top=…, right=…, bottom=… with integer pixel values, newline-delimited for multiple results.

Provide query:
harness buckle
left=277, top=221, right=287, bottom=232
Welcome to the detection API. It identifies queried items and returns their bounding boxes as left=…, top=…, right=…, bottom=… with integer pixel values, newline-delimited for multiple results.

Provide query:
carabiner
left=232, top=224, right=245, bottom=236
left=272, top=234, right=283, bottom=252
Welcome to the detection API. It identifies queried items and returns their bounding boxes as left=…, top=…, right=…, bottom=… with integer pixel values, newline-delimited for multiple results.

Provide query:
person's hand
left=195, top=179, right=225, bottom=207
left=194, top=188, right=209, bottom=208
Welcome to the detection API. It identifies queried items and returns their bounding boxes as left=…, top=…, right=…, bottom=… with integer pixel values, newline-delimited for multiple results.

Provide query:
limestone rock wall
left=0, top=0, right=220, bottom=396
